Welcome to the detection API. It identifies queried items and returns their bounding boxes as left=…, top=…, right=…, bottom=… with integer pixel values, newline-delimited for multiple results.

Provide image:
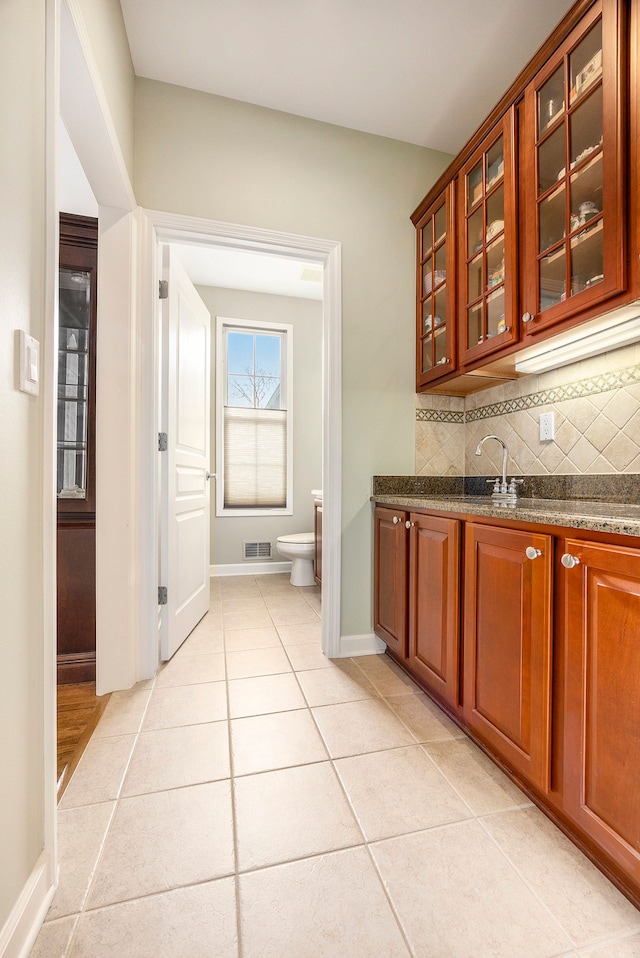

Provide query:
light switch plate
left=19, top=331, right=40, bottom=396
left=539, top=412, right=555, bottom=441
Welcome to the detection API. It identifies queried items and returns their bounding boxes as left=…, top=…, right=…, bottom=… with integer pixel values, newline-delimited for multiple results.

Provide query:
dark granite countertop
left=371, top=494, right=640, bottom=537
left=371, top=475, right=640, bottom=537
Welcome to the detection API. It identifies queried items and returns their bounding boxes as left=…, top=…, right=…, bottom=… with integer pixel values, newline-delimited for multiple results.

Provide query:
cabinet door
left=463, top=524, right=553, bottom=792
left=458, top=109, right=518, bottom=364
left=407, top=513, right=460, bottom=708
left=314, top=499, right=322, bottom=587
left=521, top=0, right=626, bottom=335
left=561, top=538, right=640, bottom=884
left=374, top=507, right=408, bottom=657
left=416, top=183, right=457, bottom=388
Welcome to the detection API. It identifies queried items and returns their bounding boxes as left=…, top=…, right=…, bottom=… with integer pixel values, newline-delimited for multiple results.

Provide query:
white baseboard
left=337, top=633, right=386, bottom=657
left=0, top=851, right=55, bottom=958
left=210, top=561, right=292, bottom=578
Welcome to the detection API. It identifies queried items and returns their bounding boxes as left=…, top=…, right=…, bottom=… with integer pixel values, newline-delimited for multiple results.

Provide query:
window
left=216, top=317, right=293, bottom=515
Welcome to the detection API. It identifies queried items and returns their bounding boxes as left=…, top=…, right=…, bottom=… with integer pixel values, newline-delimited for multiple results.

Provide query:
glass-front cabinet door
left=416, top=183, right=456, bottom=388
left=458, top=109, right=518, bottom=364
left=57, top=215, right=97, bottom=515
left=522, top=0, right=625, bottom=335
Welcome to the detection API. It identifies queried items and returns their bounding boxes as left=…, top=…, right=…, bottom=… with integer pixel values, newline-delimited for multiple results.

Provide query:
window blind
left=223, top=406, right=287, bottom=508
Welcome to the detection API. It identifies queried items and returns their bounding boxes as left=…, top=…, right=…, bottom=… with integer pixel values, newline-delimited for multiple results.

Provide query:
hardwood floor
left=57, top=682, right=110, bottom=802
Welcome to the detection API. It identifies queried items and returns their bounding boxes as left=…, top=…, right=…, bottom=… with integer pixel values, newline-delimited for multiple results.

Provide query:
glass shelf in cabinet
left=569, top=20, right=602, bottom=106
left=538, top=63, right=565, bottom=137
left=467, top=301, right=484, bottom=347
left=467, top=160, right=483, bottom=212
left=467, top=207, right=483, bottom=258
left=486, top=141, right=504, bottom=192
left=538, top=124, right=566, bottom=196
left=487, top=287, right=506, bottom=337
left=468, top=254, right=484, bottom=303
left=434, top=205, right=447, bottom=247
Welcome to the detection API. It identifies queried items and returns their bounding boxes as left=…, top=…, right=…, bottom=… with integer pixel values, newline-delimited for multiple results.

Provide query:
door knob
left=206, top=471, right=216, bottom=481
left=405, top=520, right=415, bottom=529
left=522, top=311, right=534, bottom=324
left=525, top=546, right=542, bottom=560
left=561, top=553, right=580, bottom=569
left=392, top=516, right=400, bottom=524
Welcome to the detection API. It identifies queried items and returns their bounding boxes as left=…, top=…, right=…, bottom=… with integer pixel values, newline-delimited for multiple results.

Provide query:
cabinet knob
left=405, top=520, right=415, bottom=529
left=525, top=546, right=542, bottom=560
left=392, top=516, right=401, bottom=524
left=438, top=357, right=449, bottom=365
left=561, top=553, right=581, bottom=569
left=522, top=311, right=534, bottom=324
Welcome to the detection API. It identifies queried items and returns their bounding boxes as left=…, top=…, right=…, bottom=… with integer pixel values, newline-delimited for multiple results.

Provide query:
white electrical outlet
left=539, top=412, right=555, bottom=441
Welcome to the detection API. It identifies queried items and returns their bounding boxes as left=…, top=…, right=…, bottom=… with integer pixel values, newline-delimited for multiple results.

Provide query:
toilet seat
left=277, top=532, right=314, bottom=544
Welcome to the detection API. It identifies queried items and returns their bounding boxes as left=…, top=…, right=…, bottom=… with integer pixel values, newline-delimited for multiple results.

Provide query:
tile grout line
left=475, top=814, right=581, bottom=951
left=283, top=641, right=418, bottom=958
left=219, top=575, right=246, bottom=958
left=60, top=679, right=157, bottom=957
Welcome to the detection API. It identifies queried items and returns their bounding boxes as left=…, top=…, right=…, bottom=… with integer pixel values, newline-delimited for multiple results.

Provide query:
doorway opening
left=139, top=211, right=342, bottom=673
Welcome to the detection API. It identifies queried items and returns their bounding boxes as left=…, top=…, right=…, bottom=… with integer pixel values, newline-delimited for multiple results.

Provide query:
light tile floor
left=33, top=573, right=640, bottom=957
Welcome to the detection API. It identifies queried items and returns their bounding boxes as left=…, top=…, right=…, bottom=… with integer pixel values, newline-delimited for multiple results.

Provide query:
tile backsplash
left=416, top=343, right=640, bottom=477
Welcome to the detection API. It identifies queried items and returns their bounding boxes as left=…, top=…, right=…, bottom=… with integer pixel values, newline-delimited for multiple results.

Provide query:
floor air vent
left=243, top=540, right=272, bottom=560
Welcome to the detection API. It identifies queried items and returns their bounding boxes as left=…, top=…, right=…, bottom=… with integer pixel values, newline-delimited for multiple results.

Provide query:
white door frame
left=137, top=210, right=342, bottom=665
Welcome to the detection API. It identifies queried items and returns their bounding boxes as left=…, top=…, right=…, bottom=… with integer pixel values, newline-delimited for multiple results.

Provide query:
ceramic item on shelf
left=486, top=219, right=504, bottom=241
left=579, top=200, right=599, bottom=222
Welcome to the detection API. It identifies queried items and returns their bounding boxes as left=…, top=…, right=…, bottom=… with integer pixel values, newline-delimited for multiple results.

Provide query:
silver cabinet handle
left=206, top=471, right=216, bottom=481
left=392, top=516, right=400, bottom=524
left=438, top=357, right=449, bottom=365
left=525, top=546, right=542, bottom=560
left=561, top=553, right=581, bottom=569
left=405, top=520, right=415, bottom=529
left=522, top=311, right=534, bottom=324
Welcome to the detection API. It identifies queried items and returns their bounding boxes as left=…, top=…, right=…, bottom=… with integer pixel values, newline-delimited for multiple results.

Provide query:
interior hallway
left=32, top=574, right=640, bottom=957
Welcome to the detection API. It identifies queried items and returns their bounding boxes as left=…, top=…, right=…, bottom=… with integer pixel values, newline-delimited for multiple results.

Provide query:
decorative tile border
left=416, top=365, right=640, bottom=423
left=416, top=409, right=465, bottom=423
left=464, top=365, right=640, bottom=422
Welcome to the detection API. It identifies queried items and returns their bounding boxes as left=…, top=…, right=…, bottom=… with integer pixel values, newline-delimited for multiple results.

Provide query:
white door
left=160, top=246, right=211, bottom=660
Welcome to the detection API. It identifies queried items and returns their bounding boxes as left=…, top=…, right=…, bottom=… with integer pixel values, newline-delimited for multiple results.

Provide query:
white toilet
left=276, top=532, right=316, bottom=586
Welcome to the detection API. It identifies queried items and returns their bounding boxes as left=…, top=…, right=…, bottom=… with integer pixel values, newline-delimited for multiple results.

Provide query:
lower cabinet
left=561, top=537, right=640, bottom=889
left=463, top=523, right=553, bottom=793
left=314, top=497, right=322, bottom=587
left=407, top=513, right=460, bottom=709
left=373, top=506, right=408, bottom=657
left=373, top=503, right=640, bottom=906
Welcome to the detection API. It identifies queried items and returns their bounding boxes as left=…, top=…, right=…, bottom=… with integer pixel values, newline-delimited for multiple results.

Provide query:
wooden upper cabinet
left=463, top=523, right=554, bottom=793
left=521, top=0, right=626, bottom=336
left=561, top=537, right=640, bottom=887
left=415, top=183, right=457, bottom=388
left=458, top=109, right=519, bottom=364
left=412, top=0, right=633, bottom=393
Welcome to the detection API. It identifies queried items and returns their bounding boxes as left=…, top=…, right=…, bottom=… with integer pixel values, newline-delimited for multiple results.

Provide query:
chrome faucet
left=475, top=434, right=522, bottom=499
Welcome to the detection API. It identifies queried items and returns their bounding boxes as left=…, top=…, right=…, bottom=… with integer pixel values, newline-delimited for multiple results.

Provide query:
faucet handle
left=486, top=478, right=500, bottom=494
left=507, top=478, right=524, bottom=495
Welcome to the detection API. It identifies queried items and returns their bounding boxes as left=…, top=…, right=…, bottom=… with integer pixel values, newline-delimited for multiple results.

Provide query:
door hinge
left=158, top=586, right=168, bottom=605
left=158, top=432, right=168, bottom=451
left=159, top=279, right=169, bottom=300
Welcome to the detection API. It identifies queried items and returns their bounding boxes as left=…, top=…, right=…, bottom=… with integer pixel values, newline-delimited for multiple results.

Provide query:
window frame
left=215, top=316, right=294, bottom=517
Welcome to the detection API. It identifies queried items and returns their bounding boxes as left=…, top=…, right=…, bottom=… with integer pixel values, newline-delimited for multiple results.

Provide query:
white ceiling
left=120, top=0, right=575, bottom=154
left=170, top=244, right=324, bottom=300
